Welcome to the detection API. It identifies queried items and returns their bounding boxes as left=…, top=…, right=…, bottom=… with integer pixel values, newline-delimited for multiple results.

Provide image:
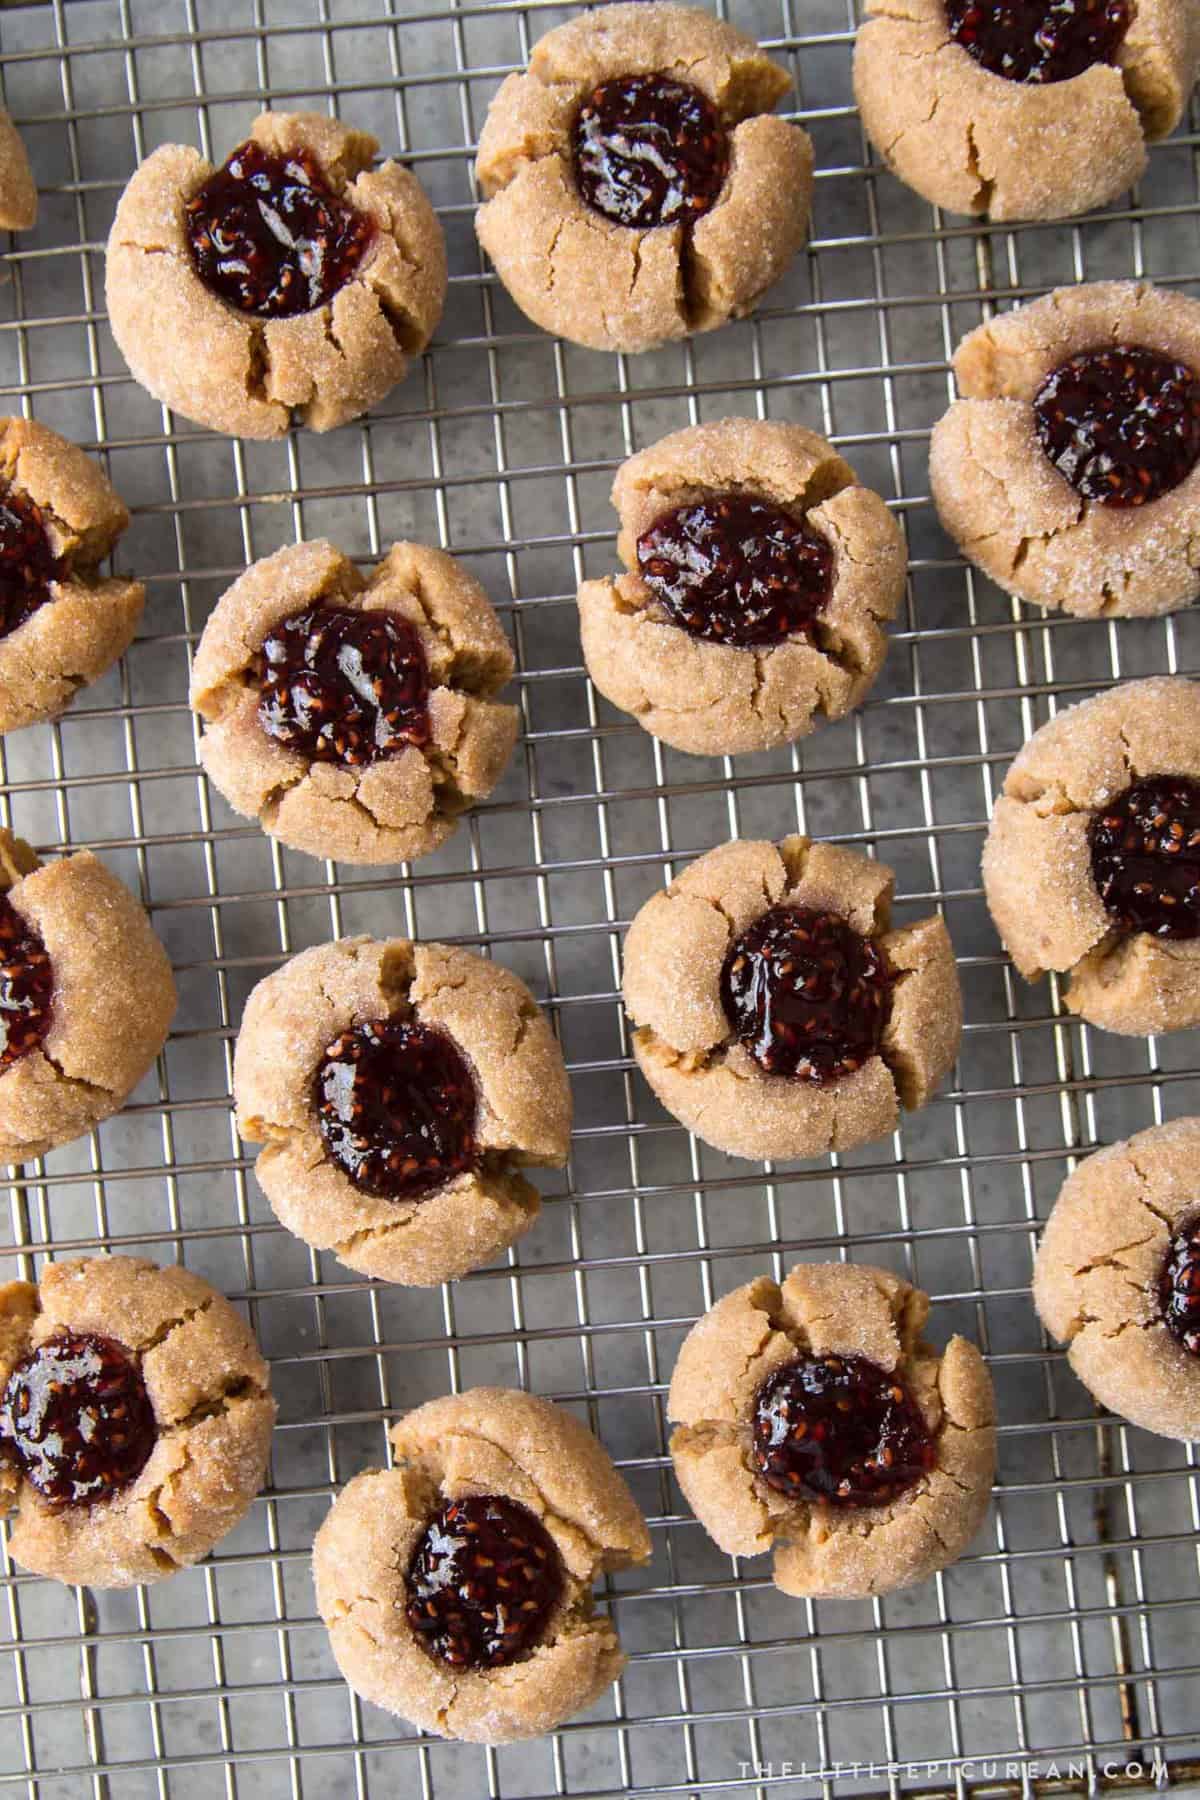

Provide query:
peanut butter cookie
left=579, top=419, right=906, bottom=756
left=622, top=835, right=961, bottom=1161
left=191, top=538, right=518, bottom=866
left=982, top=676, right=1200, bottom=1035
left=669, top=1263, right=996, bottom=1598
left=932, top=283, right=1200, bottom=617
left=106, top=111, right=446, bottom=438
left=0, top=1256, right=274, bottom=1587
left=234, top=936, right=572, bottom=1286
left=475, top=4, right=813, bottom=353
left=314, top=1387, right=651, bottom=1743
left=0, top=109, right=36, bottom=231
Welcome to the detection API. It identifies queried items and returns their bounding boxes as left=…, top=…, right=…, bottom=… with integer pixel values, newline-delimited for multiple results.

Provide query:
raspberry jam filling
left=0, top=1332, right=157, bottom=1508
left=405, top=1493, right=564, bottom=1670
left=1088, top=775, right=1200, bottom=939
left=1034, top=347, right=1200, bottom=507
left=1159, top=1216, right=1200, bottom=1358
left=945, top=0, right=1131, bottom=84
left=753, top=1353, right=936, bottom=1508
left=0, top=895, right=53, bottom=1073
left=720, top=905, right=890, bottom=1083
left=315, top=1018, right=478, bottom=1200
left=185, top=140, right=374, bottom=318
left=0, top=487, right=61, bottom=642
left=637, top=496, right=835, bottom=648
left=256, top=604, right=430, bottom=769
left=573, top=74, right=729, bottom=230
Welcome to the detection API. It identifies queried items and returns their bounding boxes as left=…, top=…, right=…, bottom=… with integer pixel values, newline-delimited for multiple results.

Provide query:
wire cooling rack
left=0, top=0, right=1198, bottom=1795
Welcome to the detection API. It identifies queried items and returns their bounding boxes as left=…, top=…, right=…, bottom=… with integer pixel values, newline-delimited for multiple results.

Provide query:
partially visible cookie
left=476, top=3, right=813, bottom=353
left=191, top=538, right=518, bottom=866
left=669, top=1263, right=996, bottom=1598
left=1033, top=1118, right=1200, bottom=1440
left=579, top=419, right=906, bottom=756
left=622, top=834, right=961, bottom=1161
left=234, top=936, right=572, bottom=1285
left=0, top=1256, right=275, bottom=1587
left=982, top=676, right=1200, bottom=1034
left=314, top=1387, right=651, bottom=1743
left=0, top=109, right=36, bottom=231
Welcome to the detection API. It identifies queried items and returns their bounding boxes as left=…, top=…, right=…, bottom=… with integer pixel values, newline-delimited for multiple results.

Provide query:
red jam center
left=1034, top=347, right=1200, bottom=507
left=0, top=487, right=61, bottom=642
left=753, top=1353, right=936, bottom=1508
left=720, top=905, right=890, bottom=1084
left=1088, top=775, right=1200, bottom=939
left=637, top=496, right=835, bottom=648
left=0, top=1332, right=157, bottom=1508
left=0, top=894, right=53, bottom=1073
left=1159, top=1216, right=1200, bottom=1358
left=257, top=604, right=430, bottom=769
left=405, top=1493, right=564, bottom=1670
left=945, top=0, right=1131, bottom=83
left=572, top=74, right=729, bottom=230
left=315, top=1018, right=478, bottom=1200
left=185, top=140, right=374, bottom=318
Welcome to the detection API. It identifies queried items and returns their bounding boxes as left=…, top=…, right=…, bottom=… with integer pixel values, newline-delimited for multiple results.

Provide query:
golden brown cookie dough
left=579, top=419, right=906, bottom=756
left=0, top=1256, right=275, bottom=1587
left=982, top=677, right=1200, bottom=1035
left=0, top=110, right=36, bottom=231
left=1033, top=1119, right=1200, bottom=1441
left=0, top=830, right=176, bottom=1162
left=191, top=538, right=518, bottom=866
left=855, top=0, right=1199, bottom=221
left=106, top=111, right=446, bottom=438
left=475, top=4, right=813, bottom=353
left=235, top=936, right=572, bottom=1285
left=932, top=283, right=1200, bottom=618
left=622, top=834, right=961, bottom=1161
left=314, top=1387, right=651, bottom=1743
left=0, top=418, right=144, bottom=734
left=668, top=1263, right=995, bottom=1598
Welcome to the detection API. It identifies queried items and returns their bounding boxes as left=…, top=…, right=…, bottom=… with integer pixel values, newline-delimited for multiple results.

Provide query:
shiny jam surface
left=0, top=894, right=53, bottom=1073
left=315, top=1018, right=478, bottom=1200
left=720, top=905, right=890, bottom=1083
left=753, top=1353, right=937, bottom=1508
left=1088, top=775, right=1200, bottom=939
left=256, top=604, right=430, bottom=768
left=636, top=496, right=835, bottom=648
left=945, top=0, right=1131, bottom=84
left=185, top=140, right=374, bottom=317
left=1159, top=1216, right=1200, bottom=1358
left=572, top=74, right=729, bottom=229
left=1033, top=347, right=1200, bottom=507
left=0, top=1332, right=157, bottom=1508
left=405, top=1493, right=564, bottom=1669
left=0, top=488, right=61, bottom=642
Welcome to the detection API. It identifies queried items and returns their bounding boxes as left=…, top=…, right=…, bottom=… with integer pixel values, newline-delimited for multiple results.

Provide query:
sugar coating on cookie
left=854, top=0, right=1199, bottom=221
left=190, top=538, right=518, bottom=866
left=668, top=1263, right=996, bottom=1598
left=234, top=936, right=572, bottom=1285
left=475, top=4, right=814, bottom=353
left=623, top=835, right=961, bottom=1162
left=106, top=111, right=446, bottom=438
left=313, top=1387, right=651, bottom=1742
left=579, top=419, right=906, bottom=756
left=0, top=109, right=37, bottom=232
left=982, top=675, right=1200, bottom=1035
left=0, top=1256, right=275, bottom=1587
left=932, top=283, right=1200, bottom=618
left=1033, top=1118, right=1200, bottom=1440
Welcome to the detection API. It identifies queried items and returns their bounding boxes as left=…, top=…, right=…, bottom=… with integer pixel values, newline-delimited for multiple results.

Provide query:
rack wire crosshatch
left=0, top=0, right=1198, bottom=1795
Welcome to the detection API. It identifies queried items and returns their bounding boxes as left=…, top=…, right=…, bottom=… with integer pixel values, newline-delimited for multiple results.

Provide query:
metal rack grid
left=0, top=0, right=1198, bottom=1794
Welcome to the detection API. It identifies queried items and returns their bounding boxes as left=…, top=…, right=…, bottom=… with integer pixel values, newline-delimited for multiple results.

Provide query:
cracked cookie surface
left=668, top=1262, right=996, bottom=1598
left=234, top=936, right=572, bottom=1285
left=854, top=0, right=1199, bottom=220
left=474, top=4, right=813, bottom=353
left=981, top=676, right=1200, bottom=1034
left=932, top=283, right=1200, bottom=618
left=0, top=109, right=36, bottom=232
left=106, top=110, right=446, bottom=438
left=621, top=834, right=962, bottom=1161
left=190, top=537, right=518, bottom=865
left=579, top=419, right=906, bottom=756
left=0, top=1256, right=274, bottom=1587
left=313, top=1386, right=651, bottom=1742
left=1033, top=1117, right=1200, bottom=1439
